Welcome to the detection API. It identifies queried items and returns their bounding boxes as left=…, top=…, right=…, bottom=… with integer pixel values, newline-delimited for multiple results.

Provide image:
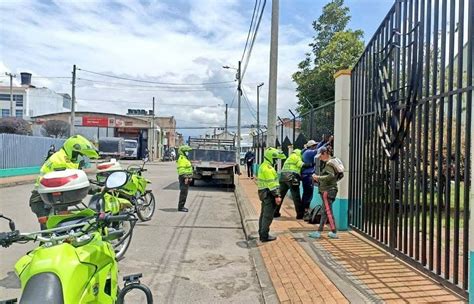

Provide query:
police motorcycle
left=96, top=159, right=156, bottom=222
left=0, top=170, right=153, bottom=304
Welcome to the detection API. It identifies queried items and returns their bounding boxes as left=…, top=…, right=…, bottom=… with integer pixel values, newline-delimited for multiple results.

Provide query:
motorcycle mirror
left=105, top=171, right=128, bottom=190
left=9, top=220, right=15, bottom=232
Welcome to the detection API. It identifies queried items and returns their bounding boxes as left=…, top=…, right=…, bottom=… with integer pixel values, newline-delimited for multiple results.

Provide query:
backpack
left=327, top=157, right=345, bottom=181
left=306, top=205, right=322, bottom=224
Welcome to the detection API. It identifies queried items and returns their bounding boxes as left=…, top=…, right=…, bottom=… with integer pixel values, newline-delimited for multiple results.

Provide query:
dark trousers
left=29, top=190, right=51, bottom=230
left=178, top=175, right=190, bottom=209
left=258, top=191, right=277, bottom=240
left=274, top=181, right=304, bottom=218
left=301, top=174, right=314, bottom=211
left=318, top=190, right=337, bottom=233
left=246, top=162, right=254, bottom=178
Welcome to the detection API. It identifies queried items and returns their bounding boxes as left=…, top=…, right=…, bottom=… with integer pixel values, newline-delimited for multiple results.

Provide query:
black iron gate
left=349, top=0, right=473, bottom=296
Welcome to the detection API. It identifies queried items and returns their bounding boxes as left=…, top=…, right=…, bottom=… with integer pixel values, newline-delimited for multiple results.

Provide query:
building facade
left=0, top=73, right=71, bottom=119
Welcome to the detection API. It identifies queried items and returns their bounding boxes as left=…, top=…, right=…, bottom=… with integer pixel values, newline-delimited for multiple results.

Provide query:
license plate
left=202, top=171, right=212, bottom=176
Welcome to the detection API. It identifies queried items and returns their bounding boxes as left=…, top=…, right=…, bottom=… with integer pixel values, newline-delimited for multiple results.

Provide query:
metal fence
left=252, top=101, right=335, bottom=163
left=349, top=0, right=473, bottom=296
left=0, top=134, right=66, bottom=169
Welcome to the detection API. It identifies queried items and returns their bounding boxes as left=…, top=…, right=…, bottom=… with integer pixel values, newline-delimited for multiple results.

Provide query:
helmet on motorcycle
left=178, top=145, right=192, bottom=155
left=63, top=135, right=99, bottom=161
left=264, top=147, right=286, bottom=163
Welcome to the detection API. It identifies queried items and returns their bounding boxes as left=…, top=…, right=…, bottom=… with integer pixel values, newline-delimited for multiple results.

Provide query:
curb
left=249, top=244, right=280, bottom=304
left=234, top=180, right=259, bottom=241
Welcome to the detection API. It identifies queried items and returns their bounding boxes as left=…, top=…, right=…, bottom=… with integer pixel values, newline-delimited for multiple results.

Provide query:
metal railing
left=252, top=100, right=335, bottom=162
left=349, top=0, right=473, bottom=296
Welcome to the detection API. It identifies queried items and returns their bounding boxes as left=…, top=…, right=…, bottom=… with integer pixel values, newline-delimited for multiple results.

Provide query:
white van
left=124, top=139, right=139, bottom=159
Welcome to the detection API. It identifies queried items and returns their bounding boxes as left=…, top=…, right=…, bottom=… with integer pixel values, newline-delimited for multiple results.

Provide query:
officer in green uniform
left=30, top=135, right=99, bottom=227
left=176, top=145, right=193, bottom=212
left=258, top=147, right=286, bottom=242
left=274, top=149, right=305, bottom=219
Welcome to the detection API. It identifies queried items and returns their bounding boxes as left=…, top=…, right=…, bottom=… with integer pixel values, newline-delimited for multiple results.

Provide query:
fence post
left=333, top=69, right=351, bottom=230
left=469, top=95, right=474, bottom=302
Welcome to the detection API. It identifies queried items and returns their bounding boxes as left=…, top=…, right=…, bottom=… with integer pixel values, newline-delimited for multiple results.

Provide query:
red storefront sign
left=82, top=116, right=109, bottom=127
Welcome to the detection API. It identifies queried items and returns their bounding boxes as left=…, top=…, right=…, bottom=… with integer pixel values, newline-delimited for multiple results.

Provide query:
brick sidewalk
left=238, top=176, right=465, bottom=303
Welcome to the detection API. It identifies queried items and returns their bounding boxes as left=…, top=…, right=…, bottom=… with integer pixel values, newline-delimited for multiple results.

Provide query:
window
left=16, top=95, right=23, bottom=107
left=1, top=109, right=10, bottom=117
left=0, top=94, right=24, bottom=107
left=15, top=109, right=23, bottom=117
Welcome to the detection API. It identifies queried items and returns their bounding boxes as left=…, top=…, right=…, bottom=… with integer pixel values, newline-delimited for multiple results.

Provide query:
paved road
left=0, top=162, right=263, bottom=303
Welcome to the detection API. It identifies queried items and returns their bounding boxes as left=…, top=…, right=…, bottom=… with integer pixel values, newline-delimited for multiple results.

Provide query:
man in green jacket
left=176, top=145, right=193, bottom=212
left=30, top=135, right=99, bottom=228
left=274, top=149, right=304, bottom=219
left=309, top=146, right=339, bottom=239
left=258, top=147, right=286, bottom=242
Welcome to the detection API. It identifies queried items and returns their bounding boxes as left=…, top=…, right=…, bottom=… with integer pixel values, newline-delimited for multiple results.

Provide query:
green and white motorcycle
left=96, top=159, right=156, bottom=222
left=0, top=171, right=153, bottom=304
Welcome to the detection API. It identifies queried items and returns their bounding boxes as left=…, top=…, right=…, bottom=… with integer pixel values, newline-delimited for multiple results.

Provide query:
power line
left=229, top=89, right=238, bottom=108
left=241, top=0, right=266, bottom=79
left=242, top=89, right=257, bottom=115
left=77, top=98, right=224, bottom=107
left=77, top=68, right=234, bottom=86
left=241, top=0, right=259, bottom=63
left=76, top=79, right=235, bottom=92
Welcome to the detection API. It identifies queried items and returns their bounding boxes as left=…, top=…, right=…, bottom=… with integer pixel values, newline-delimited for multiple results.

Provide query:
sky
left=0, top=0, right=394, bottom=138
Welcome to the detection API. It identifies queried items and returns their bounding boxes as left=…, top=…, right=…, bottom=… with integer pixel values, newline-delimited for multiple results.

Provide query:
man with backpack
left=308, top=146, right=344, bottom=239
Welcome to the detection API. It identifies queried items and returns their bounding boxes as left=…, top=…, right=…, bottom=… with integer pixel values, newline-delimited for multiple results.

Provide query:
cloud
left=0, top=0, right=312, bottom=137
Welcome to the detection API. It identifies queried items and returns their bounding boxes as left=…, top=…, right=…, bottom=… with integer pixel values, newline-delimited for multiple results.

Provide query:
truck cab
left=124, top=139, right=139, bottom=159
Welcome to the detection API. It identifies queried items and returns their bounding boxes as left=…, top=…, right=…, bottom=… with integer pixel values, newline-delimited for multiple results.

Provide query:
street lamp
left=223, top=62, right=242, bottom=163
left=256, top=82, right=264, bottom=162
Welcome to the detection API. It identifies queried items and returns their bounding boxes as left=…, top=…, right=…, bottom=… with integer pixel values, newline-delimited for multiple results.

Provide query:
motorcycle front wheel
left=136, top=192, right=156, bottom=222
left=112, top=220, right=133, bottom=260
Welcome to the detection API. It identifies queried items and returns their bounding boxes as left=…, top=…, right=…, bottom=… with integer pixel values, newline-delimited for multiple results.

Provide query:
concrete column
left=332, top=69, right=351, bottom=230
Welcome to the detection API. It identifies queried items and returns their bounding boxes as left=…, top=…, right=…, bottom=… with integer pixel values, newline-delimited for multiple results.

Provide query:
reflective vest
left=177, top=155, right=193, bottom=176
left=35, top=149, right=79, bottom=186
left=281, top=152, right=303, bottom=174
left=257, top=160, right=279, bottom=192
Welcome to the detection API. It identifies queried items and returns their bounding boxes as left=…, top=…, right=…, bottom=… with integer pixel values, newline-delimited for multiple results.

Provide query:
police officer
left=30, top=135, right=99, bottom=228
left=274, top=149, right=305, bottom=219
left=258, top=147, right=286, bottom=242
left=176, top=145, right=193, bottom=212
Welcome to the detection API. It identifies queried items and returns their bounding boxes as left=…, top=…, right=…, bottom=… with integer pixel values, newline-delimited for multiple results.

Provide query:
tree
left=0, top=117, right=32, bottom=135
left=293, top=0, right=364, bottom=114
left=41, top=120, right=70, bottom=138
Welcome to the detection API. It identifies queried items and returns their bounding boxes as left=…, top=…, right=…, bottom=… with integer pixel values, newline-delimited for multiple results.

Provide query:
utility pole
left=222, top=61, right=241, bottom=162
left=237, top=60, right=242, bottom=162
left=267, top=0, right=279, bottom=147
left=257, top=82, right=264, bottom=162
left=225, top=103, right=228, bottom=134
left=152, top=97, right=155, bottom=161
left=70, top=65, right=76, bottom=135
left=5, top=72, right=16, bottom=117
